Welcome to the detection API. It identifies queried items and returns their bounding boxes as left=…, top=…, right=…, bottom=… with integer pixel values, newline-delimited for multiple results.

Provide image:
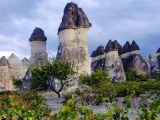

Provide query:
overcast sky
left=0, top=0, right=160, bottom=60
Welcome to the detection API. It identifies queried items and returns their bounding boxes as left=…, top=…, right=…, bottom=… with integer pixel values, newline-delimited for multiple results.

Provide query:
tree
left=30, top=58, right=76, bottom=98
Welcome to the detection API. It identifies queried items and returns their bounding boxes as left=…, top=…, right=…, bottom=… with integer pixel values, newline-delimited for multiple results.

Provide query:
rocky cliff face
left=91, top=40, right=126, bottom=82
left=57, top=2, right=91, bottom=75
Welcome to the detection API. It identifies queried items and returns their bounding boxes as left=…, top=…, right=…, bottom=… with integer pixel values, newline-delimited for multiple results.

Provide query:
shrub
left=126, top=69, right=150, bottom=81
left=79, top=68, right=111, bottom=88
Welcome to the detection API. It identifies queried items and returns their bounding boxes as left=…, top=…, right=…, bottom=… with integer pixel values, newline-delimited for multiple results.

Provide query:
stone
left=29, top=27, right=48, bottom=65
left=121, top=54, right=149, bottom=74
left=157, top=48, right=160, bottom=53
left=96, top=45, right=105, bottom=56
left=20, top=69, right=32, bottom=92
left=21, top=57, right=30, bottom=68
left=57, top=2, right=91, bottom=75
left=58, top=2, right=91, bottom=33
left=29, top=27, right=47, bottom=41
left=104, top=40, right=114, bottom=53
left=130, top=40, right=140, bottom=52
left=104, top=40, right=121, bottom=53
left=91, top=50, right=97, bottom=57
left=91, top=51, right=126, bottom=82
left=120, top=41, right=130, bottom=54
left=91, top=45, right=104, bottom=57
left=0, top=56, right=9, bottom=66
left=8, top=53, right=23, bottom=68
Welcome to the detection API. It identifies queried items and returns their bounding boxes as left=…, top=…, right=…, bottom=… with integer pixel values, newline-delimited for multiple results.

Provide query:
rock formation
left=146, top=48, right=160, bottom=78
left=58, top=2, right=91, bottom=32
left=120, top=41, right=149, bottom=74
left=57, top=2, right=91, bottom=75
left=0, top=56, right=9, bottom=66
left=22, top=57, right=30, bottom=68
left=0, top=54, right=29, bottom=91
left=29, top=27, right=48, bottom=65
left=91, top=45, right=104, bottom=57
left=91, top=40, right=126, bottom=82
left=20, top=27, right=48, bottom=91
left=8, top=53, right=23, bottom=68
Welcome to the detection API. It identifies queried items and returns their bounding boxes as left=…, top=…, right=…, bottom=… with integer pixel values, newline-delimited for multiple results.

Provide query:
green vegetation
left=31, top=58, right=76, bottom=98
left=12, top=78, right=22, bottom=89
left=79, top=68, right=111, bottom=88
left=126, top=69, right=150, bottom=81
left=0, top=91, right=54, bottom=119
left=2, top=62, right=160, bottom=119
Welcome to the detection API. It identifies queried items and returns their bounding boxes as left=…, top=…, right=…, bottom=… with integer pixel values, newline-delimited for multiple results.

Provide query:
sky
left=0, top=0, right=160, bottom=60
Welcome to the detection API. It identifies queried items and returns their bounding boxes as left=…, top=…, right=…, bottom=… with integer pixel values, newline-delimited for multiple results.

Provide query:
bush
left=126, top=69, right=150, bottom=81
left=12, top=78, right=22, bottom=89
left=79, top=68, right=111, bottom=88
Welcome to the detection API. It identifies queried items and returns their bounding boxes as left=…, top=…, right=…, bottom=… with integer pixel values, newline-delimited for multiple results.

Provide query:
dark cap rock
left=105, top=40, right=121, bottom=53
left=91, top=45, right=104, bottom=57
left=130, top=40, right=140, bottom=52
left=29, top=27, right=47, bottom=42
left=91, top=50, right=97, bottom=57
left=121, top=41, right=130, bottom=54
left=157, top=48, right=160, bottom=53
left=58, top=2, right=91, bottom=33
left=104, top=40, right=114, bottom=53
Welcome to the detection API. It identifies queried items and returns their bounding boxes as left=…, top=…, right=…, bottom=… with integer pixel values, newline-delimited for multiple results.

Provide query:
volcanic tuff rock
left=91, top=40, right=126, bottom=82
left=91, top=45, right=104, bottom=57
left=0, top=56, right=9, bottom=66
left=104, top=40, right=121, bottom=53
left=8, top=53, right=23, bottom=68
left=120, top=41, right=130, bottom=54
left=120, top=41, right=148, bottom=74
left=29, top=27, right=47, bottom=41
left=21, top=57, right=30, bottom=68
left=130, top=40, right=140, bottom=52
left=57, top=2, right=91, bottom=75
left=58, top=2, right=91, bottom=32
left=157, top=48, right=160, bottom=53
left=121, top=54, right=149, bottom=74
left=29, top=27, right=48, bottom=65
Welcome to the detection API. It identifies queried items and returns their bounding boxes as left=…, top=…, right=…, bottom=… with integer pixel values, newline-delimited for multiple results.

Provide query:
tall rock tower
left=57, top=2, right=91, bottom=74
left=29, top=27, right=48, bottom=65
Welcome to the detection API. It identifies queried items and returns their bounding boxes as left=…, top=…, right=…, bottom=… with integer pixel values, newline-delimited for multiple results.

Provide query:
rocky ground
left=42, top=92, right=160, bottom=120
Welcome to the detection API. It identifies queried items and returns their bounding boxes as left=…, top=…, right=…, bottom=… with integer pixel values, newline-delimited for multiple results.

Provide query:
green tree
left=31, top=58, right=76, bottom=98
